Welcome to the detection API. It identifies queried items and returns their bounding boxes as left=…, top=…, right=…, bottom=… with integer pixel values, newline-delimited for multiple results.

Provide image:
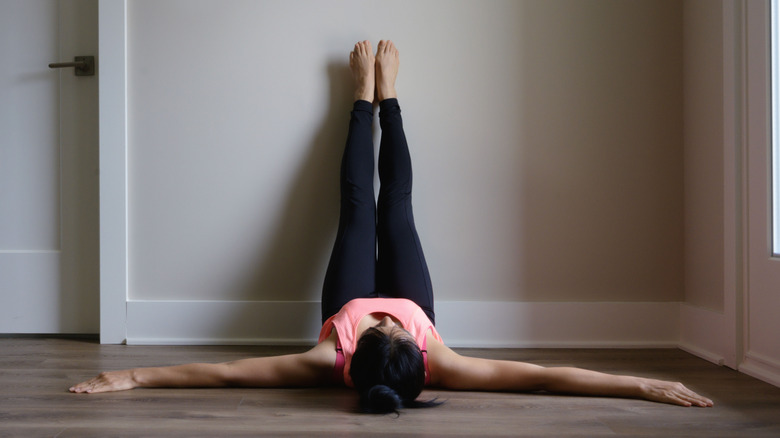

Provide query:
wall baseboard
left=126, top=300, right=680, bottom=347
left=679, top=304, right=727, bottom=366
left=740, top=351, right=780, bottom=388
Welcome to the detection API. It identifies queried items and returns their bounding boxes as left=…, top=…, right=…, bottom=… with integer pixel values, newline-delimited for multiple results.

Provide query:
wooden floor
left=2, top=338, right=780, bottom=437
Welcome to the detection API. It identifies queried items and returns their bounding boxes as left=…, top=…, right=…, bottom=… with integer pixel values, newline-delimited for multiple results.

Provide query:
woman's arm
left=524, top=366, right=713, bottom=407
left=426, top=337, right=712, bottom=407
left=70, top=333, right=338, bottom=394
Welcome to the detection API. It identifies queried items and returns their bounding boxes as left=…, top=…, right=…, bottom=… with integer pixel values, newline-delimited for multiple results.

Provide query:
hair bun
left=364, top=385, right=403, bottom=414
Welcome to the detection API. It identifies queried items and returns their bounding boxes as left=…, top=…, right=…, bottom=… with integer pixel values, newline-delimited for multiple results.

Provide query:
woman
left=71, top=40, right=713, bottom=413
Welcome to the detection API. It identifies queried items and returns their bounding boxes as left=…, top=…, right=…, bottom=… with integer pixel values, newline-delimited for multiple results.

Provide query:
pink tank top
left=318, top=298, right=442, bottom=387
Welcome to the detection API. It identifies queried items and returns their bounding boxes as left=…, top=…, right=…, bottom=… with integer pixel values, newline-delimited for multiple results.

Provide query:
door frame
left=722, top=0, right=779, bottom=384
left=98, top=0, right=127, bottom=343
left=738, top=0, right=780, bottom=386
left=722, top=0, right=745, bottom=371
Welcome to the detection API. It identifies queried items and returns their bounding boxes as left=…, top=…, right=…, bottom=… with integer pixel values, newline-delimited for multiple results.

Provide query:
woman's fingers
left=672, top=383, right=713, bottom=407
left=640, top=379, right=713, bottom=407
left=69, top=370, right=135, bottom=394
left=683, top=389, right=714, bottom=407
left=70, top=376, right=106, bottom=393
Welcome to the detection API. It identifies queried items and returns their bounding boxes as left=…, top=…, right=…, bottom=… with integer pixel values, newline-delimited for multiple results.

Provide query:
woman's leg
left=321, top=41, right=377, bottom=323
left=374, top=41, right=435, bottom=324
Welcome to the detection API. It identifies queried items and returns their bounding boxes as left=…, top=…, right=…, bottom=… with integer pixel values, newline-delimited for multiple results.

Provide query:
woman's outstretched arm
left=426, top=337, right=713, bottom=407
left=70, top=333, right=338, bottom=394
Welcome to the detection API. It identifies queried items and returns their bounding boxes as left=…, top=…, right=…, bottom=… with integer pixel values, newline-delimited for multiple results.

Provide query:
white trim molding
left=98, top=0, right=128, bottom=344
left=742, top=0, right=780, bottom=391
left=721, top=0, right=745, bottom=371
left=740, top=351, right=780, bottom=388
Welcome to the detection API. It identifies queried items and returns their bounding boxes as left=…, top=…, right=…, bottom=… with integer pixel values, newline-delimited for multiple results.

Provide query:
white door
left=741, top=0, right=780, bottom=386
left=0, top=0, right=99, bottom=333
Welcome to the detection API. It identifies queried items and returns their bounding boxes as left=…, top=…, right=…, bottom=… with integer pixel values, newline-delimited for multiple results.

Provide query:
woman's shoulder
left=424, top=331, right=457, bottom=386
left=307, top=329, right=339, bottom=365
left=425, top=330, right=448, bottom=353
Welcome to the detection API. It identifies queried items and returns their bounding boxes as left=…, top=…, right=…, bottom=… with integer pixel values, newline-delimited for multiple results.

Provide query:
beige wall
left=128, top=0, right=684, bottom=304
left=514, top=0, right=684, bottom=302
left=683, top=0, right=724, bottom=311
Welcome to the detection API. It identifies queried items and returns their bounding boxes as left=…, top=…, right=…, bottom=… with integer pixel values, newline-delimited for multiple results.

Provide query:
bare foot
left=375, top=40, right=399, bottom=101
left=349, top=40, right=375, bottom=103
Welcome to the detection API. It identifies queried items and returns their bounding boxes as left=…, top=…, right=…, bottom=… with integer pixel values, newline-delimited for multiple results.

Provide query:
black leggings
left=321, top=98, right=435, bottom=325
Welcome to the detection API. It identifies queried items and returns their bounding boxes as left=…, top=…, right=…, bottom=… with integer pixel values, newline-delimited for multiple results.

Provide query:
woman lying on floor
left=71, top=40, right=713, bottom=414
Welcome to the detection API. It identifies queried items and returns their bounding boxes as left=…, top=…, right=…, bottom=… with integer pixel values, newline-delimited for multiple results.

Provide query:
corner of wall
left=678, top=303, right=727, bottom=366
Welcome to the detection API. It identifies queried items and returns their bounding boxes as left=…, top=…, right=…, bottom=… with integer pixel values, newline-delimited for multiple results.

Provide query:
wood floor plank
left=1, top=338, right=780, bottom=437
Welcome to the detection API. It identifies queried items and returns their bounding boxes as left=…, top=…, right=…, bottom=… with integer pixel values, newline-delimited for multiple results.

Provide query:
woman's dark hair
left=349, top=327, right=442, bottom=414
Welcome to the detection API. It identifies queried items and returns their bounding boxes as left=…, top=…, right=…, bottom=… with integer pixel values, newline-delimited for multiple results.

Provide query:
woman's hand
left=70, top=370, right=137, bottom=394
left=637, top=377, right=713, bottom=407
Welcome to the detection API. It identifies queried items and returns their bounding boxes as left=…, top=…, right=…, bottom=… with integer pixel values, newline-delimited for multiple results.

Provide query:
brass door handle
left=49, top=56, right=95, bottom=76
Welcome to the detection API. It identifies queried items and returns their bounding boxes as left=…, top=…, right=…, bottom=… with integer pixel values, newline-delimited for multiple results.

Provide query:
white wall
left=125, top=0, right=685, bottom=344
